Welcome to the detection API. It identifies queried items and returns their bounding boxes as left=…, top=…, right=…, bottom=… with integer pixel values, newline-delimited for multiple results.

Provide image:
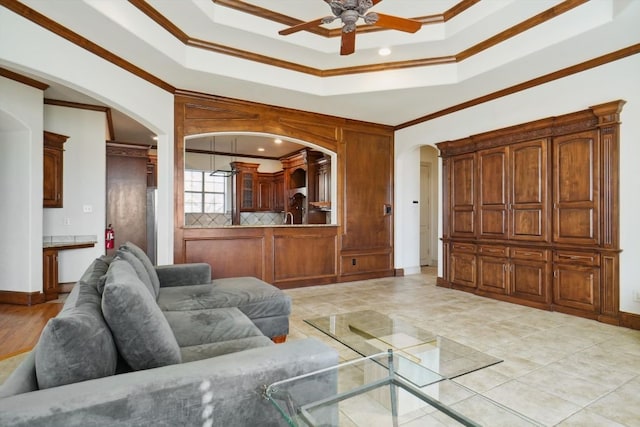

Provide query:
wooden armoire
left=437, top=100, right=624, bottom=324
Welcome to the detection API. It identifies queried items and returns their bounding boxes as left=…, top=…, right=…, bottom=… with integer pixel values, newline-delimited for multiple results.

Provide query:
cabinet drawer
left=451, top=242, right=476, bottom=253
left=511, top=247, right=548, bottom=261
left=478, top=245, right=508, bottom=257
left=554, top=251, right=600, bottom=266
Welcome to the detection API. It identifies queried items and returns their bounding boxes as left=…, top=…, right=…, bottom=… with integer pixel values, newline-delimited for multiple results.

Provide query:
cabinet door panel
left=478, top=148, right=507, bottom=238
left=478, top=256, right=508, bottom=294
left=511, top=260, right=549, bottom=303
left=553, top=265, right=600, bottom=312
left=553, top=131, right=599, bottom=245
left=450, top=252, right=476, bottom=289
left=450, top=154, right=476, bottom=237
left=510, top=139, right=547, bottom=241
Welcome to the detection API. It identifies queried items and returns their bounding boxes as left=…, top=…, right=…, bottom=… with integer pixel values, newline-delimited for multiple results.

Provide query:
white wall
left=43, top=105, right=106, bottom=282
left=395, top=54, right=640, bottom=314
left=0, top=76, right=43, bottom=293
left=1, top=7, right=174, bottom=269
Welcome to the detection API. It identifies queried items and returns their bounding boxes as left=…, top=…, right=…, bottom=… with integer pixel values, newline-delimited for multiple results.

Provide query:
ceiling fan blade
left=374, top=13, right=422, bottom=33
left=279, top=18, right=325, bottom=36
left=340, top=30, right=356, bottom=56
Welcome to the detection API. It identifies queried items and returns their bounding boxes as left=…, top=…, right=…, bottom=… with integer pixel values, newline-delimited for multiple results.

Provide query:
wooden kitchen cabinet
left=42, top=248, right=59, bottom=301
left=437, top=100, right=624, bottom=323
left=257, top=174, right=273, bottom=211
left=43, top=131, right=68, bottom=208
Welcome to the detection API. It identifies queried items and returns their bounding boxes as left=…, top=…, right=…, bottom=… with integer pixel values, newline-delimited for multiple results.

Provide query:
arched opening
left=183, top=132, right=337, bottom=227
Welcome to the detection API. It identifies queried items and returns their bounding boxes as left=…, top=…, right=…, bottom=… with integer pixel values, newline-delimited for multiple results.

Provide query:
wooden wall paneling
left=340, top=129, right=393, bottom=251
left=477, top=146, right=508, bottom=239
left=174, top=92, right=395, bottom=287
left=184, top=235, right=266, bottom=279
left=272, top=227, right=337, bottom=287
left=106, top=145, right=149, bottom=255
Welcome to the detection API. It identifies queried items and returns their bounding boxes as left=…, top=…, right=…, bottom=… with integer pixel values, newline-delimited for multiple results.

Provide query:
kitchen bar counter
left=43, top=235, right=97, bottom=301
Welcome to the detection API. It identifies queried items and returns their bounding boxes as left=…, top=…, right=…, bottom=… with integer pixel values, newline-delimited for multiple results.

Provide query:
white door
left=420, top=162, right=432, bottom=266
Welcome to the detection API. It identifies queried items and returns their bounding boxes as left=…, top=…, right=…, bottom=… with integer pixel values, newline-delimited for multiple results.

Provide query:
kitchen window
left=184, top=169, right=226, bottom=213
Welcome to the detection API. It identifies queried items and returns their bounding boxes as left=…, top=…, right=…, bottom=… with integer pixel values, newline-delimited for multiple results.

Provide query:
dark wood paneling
left=185, top=236, right=265, bottom=279
left=174, top=93, right=394, bottom=287
left=273, top=232, right=337, bottom=283
left=341, top=129, right=393, bottom=252
left=106, top=146, right=149, bottom=255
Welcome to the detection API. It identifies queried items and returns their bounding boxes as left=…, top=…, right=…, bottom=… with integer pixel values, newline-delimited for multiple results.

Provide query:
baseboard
left=620, top=311, right=640, bottom=330
left=0, top=290, right=45, bottom=306
left=57, top=282, right=75, bottom=293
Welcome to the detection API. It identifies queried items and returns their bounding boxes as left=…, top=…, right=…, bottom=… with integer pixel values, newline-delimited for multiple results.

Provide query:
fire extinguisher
left=105, top=224, right=115, bottom=250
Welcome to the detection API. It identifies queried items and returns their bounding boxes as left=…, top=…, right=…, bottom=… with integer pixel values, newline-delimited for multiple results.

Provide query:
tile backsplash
left=185, top=212, right=285, bottom=227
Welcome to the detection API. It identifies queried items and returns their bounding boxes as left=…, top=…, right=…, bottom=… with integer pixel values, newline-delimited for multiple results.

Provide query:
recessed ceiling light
left=152, top=136, right=158, bottom=141
left=257, top=147, right=265, bottom=152
left=378, top=47, right=391, bottom=56
left=274, top=138, right=282, bottom=144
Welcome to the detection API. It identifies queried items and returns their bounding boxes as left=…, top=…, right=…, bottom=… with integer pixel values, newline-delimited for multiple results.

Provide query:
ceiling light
left=152, top=135, right=158, bottom=141
left=274, top=138, right=282, bottom=144
left=378, top=47, right=391, bottom=56
left=258, top=147, right=265, bottom=152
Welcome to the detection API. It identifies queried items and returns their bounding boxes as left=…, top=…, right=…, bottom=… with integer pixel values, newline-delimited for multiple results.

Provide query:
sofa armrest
left=155, top=263, right=211, bottom=288
left=0, top=338, right=338, bottom=427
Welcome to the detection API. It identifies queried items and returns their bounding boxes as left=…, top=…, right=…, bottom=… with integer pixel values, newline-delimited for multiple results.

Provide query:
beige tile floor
left=283, top=268, right=640, bottom=426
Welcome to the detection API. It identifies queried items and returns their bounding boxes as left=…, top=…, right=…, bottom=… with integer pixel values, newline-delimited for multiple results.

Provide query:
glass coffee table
left=264, top=350, right=540, bottom=426
left=305, top=310, right=502, bottom=379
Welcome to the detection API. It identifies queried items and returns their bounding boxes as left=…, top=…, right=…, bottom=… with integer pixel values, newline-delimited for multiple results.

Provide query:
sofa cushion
left=157, top=277, right=291, bottom=320
left=163, top=307, right=265, bottom=348
left=77, top=256, right=111, bottom=290
left=115, top=249, right=156, bottom=298
left=101, top=259, right=181, bottom=370
left=35, top=282, right=118, bottom=389
left=180, top=336, right=274, bottom=363
left=118, top=241, right=160, bottom=297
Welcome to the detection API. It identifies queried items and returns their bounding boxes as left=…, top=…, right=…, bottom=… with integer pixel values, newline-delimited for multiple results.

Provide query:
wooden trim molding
left=0, top=0, right=174, bottom=93
left=44, top=98, right=115, bottom=140
left=0, top=290, right=45, bottom=306
left=0, top=67, right=49, bottom=90
left=396, top=43, right=640, bottom=129
left=620, top=312, right=640, bottom=331
left=129, top=0, right=587, bottom=77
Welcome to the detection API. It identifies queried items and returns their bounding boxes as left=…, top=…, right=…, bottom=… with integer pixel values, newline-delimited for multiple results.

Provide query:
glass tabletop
left=264, top=350, right=541, bottom=427
left=305, top=310, right=502, bottom=379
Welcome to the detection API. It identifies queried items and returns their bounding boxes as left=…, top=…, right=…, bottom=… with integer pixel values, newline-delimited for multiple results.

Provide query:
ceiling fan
left=278, top=0, right=422, bottom=55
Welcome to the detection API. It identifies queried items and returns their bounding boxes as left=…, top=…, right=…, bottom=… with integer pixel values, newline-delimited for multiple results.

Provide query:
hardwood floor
left=0, top=302, right=62, bottom=360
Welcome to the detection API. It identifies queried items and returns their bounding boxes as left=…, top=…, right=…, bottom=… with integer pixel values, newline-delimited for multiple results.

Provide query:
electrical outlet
left=634, top=291, right=640, bottom=303
left=82, top=204, right=93, bottom=213
left=63, top=217, right=71, bottom=226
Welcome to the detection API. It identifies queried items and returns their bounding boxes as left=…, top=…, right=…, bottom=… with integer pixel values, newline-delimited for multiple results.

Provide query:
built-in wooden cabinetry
left=43, top=131, right=68, bottom=208
left=42, top=248, right=58, bottom=301
left=175, top=92, right=394, bottom=288
left=438, top=101, right=624, bottom=324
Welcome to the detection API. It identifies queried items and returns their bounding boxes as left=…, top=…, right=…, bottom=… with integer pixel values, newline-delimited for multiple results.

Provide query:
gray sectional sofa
left=0, top=242, right=338, bottom=426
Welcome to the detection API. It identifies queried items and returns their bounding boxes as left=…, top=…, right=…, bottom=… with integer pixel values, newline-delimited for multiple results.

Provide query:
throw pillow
left=115, top=250, right=155, bottom=298
left=118, top=241, right=160, bottom=298
left=101, top=259, right=181, bottom=370
left=35, top=283, right=118, bottom=389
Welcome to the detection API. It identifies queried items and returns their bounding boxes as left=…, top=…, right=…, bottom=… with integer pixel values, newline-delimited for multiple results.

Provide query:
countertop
left=183, top=224, right=338, bottom=229
left=43, top=235, right=98, bottom=249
